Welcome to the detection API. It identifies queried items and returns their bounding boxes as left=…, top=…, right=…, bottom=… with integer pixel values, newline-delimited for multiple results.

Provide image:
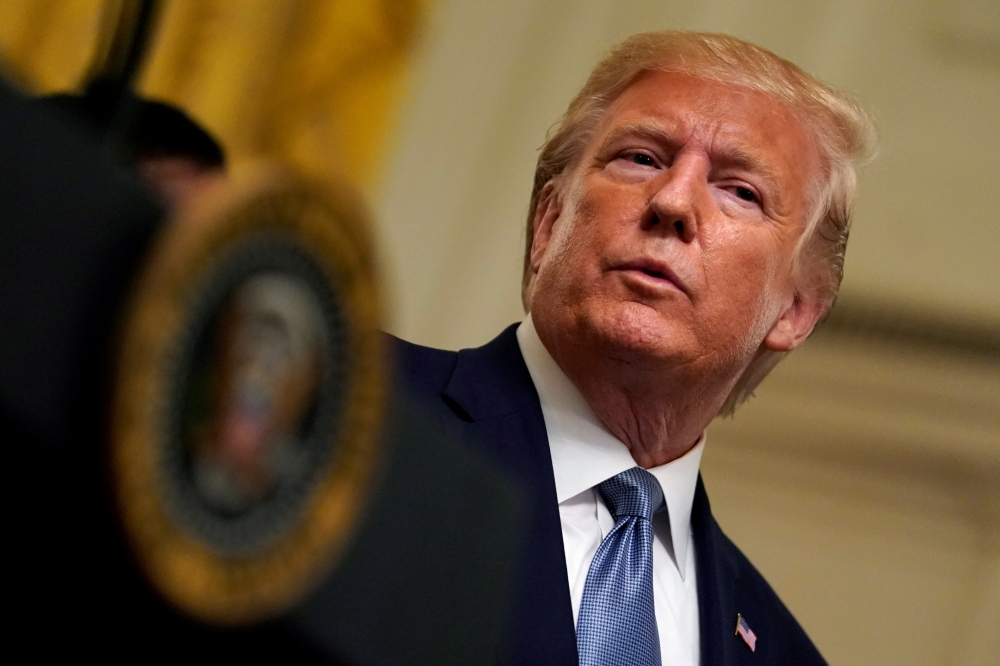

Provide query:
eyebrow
left=594, top=119, right=782, bottom=188
left=713, top=145, right=780, bottom=186
left=594, top=120, right=680, bottom=156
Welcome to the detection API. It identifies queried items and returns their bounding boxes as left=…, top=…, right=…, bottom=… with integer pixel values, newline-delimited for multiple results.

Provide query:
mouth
left=614, top=258, right=689, bottom=297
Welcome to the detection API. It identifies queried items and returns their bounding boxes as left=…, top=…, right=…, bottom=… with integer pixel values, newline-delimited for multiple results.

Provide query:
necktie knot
left=597, top=467, right=663, bottom=522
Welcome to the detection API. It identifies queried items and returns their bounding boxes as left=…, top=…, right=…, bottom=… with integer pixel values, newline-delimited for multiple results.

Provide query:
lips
left=614, top=257, right=689, bottom=296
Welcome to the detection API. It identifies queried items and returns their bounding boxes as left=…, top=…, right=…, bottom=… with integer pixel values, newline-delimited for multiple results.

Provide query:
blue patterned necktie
left=577, top=467, right=664, bottom=666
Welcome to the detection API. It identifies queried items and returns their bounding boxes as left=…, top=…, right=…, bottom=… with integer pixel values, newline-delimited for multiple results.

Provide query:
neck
left=534, top=320, right=732, bottom=469
left=571, top=363, right=720, bottom=468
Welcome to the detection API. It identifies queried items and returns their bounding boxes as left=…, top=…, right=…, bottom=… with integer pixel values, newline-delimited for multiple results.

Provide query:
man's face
left=529, top=70, right=824, bottom=383
left=136, top=155, right=224, bottom=212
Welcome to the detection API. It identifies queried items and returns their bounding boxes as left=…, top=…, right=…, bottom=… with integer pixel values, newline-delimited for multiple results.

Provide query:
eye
left=626, top=152, right=656, bottom=167
left=734, top=186, right=758, bottom=203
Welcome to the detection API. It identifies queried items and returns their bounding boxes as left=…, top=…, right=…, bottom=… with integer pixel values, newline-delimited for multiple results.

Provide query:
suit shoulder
left=711, top=521, right=828, bottom=665
left=383, top=333, right=458, bottom=400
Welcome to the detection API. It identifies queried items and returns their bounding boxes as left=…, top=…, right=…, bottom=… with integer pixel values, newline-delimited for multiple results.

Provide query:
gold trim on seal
left=110, top=162, right=384, bottom=625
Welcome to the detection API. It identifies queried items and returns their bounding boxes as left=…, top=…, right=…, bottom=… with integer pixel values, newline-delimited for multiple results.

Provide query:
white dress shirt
left=517, top=316, right=704, bottom=666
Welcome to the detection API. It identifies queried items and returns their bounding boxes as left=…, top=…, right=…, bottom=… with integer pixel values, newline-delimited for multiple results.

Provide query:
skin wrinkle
left=592, top=116, right=792, bottom=222
left=528, top=71, right=825, bottom=468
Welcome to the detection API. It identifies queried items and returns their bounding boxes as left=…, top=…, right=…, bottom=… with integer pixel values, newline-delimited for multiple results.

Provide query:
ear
left=763, top=290, right=825, bottom=352
left=529, top=181, right=563, bottom=274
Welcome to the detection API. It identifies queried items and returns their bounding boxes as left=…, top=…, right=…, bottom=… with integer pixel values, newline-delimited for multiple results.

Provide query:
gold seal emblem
left=110, top=163, right=384, bottom=624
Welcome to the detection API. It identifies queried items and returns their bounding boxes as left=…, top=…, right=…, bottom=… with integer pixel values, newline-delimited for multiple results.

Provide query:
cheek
left=551, top=185, right=636, bottom=259
left=537, top=219, right=580, bottom=284
left=703, top=224, right=786, bottom=294
left=537, top=197, right=599, bottom=284
left=701, top=229, right=790, bottom=342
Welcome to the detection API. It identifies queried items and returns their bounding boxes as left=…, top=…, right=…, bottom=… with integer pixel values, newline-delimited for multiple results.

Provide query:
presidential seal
left=110, top=163, right=384, bottom=624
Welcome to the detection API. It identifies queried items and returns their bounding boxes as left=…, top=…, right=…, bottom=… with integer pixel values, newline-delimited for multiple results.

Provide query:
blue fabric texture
left=577, top=467, right=665, bottom=666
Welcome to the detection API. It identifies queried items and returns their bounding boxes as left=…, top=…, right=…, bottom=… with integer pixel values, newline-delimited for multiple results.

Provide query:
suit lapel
left=693, top=475, right=763, bottom=666
left=443, top=325, right=579, bottom=665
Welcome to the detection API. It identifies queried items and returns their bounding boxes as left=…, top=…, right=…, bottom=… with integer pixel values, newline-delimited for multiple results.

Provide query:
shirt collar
left=517, top=314, right=705, bottom=578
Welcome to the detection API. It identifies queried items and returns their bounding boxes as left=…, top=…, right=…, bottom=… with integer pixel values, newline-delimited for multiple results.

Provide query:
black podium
left=1, top=79, right=526, bottom=664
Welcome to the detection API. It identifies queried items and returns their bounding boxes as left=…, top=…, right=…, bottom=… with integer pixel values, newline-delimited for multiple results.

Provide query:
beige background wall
left=373, top=1, right=999, bottom=664
left=375, top=0, right=1000, bottom=347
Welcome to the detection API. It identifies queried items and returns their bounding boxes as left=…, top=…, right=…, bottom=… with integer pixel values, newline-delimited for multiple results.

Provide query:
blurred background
left=2, top=0, right=997, bottom=663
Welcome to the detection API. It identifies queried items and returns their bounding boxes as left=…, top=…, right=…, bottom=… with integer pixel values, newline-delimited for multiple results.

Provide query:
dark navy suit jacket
left=390, top=324, right=827, bottom=666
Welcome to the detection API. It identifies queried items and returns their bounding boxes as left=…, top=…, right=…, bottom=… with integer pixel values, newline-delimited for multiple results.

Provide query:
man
left=395, top=31, right=878, bottom=665
left=43, top=92, right=226, bottom=211
left=126, top=98, right=227, bottom=210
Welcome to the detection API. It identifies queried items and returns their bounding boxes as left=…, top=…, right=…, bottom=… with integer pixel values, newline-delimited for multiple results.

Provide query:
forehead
left=593, top=70, right=822, bottom=188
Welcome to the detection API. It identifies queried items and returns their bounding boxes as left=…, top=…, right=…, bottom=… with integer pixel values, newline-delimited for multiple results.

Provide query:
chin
left=581, top=300, right=686, bottom=364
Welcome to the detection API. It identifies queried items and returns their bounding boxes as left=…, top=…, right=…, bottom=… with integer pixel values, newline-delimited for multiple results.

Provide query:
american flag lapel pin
left=735, top=613, right=757, bottom=652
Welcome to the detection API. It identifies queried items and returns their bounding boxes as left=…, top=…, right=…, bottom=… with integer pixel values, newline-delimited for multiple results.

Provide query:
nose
left=642, top=153, right=707, bottom=243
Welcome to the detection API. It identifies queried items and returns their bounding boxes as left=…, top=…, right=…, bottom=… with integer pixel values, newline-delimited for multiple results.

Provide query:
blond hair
left=521, top=31, right=877, bottom=415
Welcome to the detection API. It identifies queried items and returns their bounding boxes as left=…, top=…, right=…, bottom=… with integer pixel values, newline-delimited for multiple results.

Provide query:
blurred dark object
left=2, top=1, right=524, bottom=659
left=42, top=90, right=227, bottom=209
left=41, top=0, right=162, bottom=159
left=298, top=387, right=527, bottom=664
left=0, top=76, right=525, bottom=662
left=41, top=0, right=226, bottom=210
left=44, top=91, right=226, bottom=170
left=1, top=71, right=163, bottom=653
